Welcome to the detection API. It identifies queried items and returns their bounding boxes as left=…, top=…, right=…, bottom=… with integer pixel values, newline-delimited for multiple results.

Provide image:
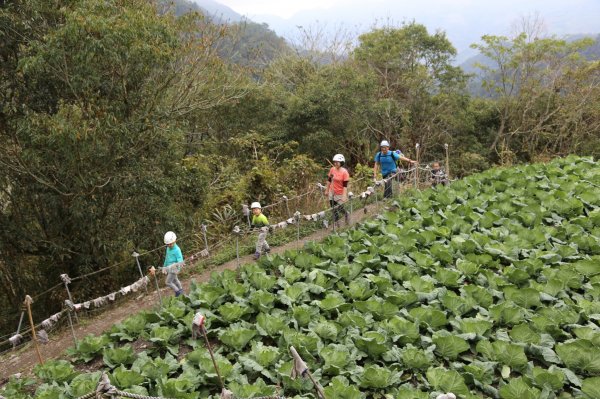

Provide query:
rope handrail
left=22, top=175, right=362, bottom=297
left=31, top=282, right=64, bottom=301
left=75, top=372, right=286, bottom=399
left=0, top=308, right=68, bottom=350
left=77, top=390, right=286, bottom=399
left=2, top=147, right=453, bottom=353
left=77, top=389, right=171, bottom=399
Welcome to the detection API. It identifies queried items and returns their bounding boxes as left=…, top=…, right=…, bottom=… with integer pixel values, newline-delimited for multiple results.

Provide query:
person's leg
left=172, top=274, right=184, bottom=296
left=338, top=201, right=349, bottom=225
left=174, top=275, right=183, bottom=292
left=262, top=231, right=270, bottom=253
left=384, top=178, right=393, bottom=198
left=255, top=230, right=267, bottom=258
left=341, top=200, right=349, bottom=224
left=330, top=199, right=340, bottom=222
left=165, top=272, right=178, bottom=293
left=333, top=194, right=350, bottom=224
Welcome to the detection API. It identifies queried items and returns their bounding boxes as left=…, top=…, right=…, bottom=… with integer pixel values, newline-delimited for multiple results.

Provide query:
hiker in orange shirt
left=326, top=154, right=350, bottom=227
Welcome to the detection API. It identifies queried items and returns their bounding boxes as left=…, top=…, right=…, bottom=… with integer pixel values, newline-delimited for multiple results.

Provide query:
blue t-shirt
left=375, top=151, right=401, bottom=177
left=164, top=244, right=183, bottom=267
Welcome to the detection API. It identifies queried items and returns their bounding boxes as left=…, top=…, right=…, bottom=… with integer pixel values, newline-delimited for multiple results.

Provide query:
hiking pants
left=329, top=194, right=348, bottom=223
left=256, top=229, right=270, bottom=254
left=166, top=272, right=183, bottom=293
left=383, top=174, right=393, bottom=198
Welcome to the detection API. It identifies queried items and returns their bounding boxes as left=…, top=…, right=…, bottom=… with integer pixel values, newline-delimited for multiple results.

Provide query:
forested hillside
left=1, top=0, right=599, bottom=337
left=166, top=0, right=290, bottom=67
left=462, top=34, right=600, bottom=97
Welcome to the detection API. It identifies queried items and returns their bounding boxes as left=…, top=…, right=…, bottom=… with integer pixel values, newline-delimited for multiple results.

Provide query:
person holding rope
left=251, top=202, right=270, bottom=260
left=327, top=154, right=350, bottom=228
left=161, top=231, right=185, bottom=297
left=373, top=140, right=416, bottom=198
left=430, top=161, right=449, bottom=187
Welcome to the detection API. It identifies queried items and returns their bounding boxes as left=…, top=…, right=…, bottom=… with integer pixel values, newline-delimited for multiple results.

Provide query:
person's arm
left=261, top=214, right=269, bottom=226
left=400, top=155, right=417, bottom=164
left=325, top=168, right=333, bottom=195
left=342, top=171, right=349, bottom=201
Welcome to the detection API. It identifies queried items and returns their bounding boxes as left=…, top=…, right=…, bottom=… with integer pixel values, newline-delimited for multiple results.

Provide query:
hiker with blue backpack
left=373, top=140, right=416, bottom=198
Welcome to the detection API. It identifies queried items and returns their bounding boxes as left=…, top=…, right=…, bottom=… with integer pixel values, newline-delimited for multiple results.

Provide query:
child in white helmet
left=162, top=231, right=184, bottom=297
left=327, top=154, right=350, bottom=227
left=251, top=202, right=270, bottom=260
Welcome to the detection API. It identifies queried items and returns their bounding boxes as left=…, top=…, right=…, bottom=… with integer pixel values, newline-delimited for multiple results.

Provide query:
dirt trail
left=0, top=203, right=381, bottom=381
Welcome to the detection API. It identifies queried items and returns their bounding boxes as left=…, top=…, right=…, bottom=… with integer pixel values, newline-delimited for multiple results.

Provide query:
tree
left=471, top=25, right=600, bottom=161
left=0, top=0, right=240, bottom=322
left=353, top=22, right=469, bottom=160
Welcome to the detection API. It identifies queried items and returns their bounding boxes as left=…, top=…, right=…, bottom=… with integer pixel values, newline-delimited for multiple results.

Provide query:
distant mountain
left=162, top=0, right=243, bottom=23
left=580, top=34, right=600, bottom=60
left=163, top=0, right=290, bottom=68
left=461, top=34, right=600, bottom=97
left=190, top=0, right=245, bottom=23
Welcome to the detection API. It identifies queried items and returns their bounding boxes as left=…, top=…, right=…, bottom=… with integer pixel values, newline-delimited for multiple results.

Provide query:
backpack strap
left=376, top=151, right=394, bottom=162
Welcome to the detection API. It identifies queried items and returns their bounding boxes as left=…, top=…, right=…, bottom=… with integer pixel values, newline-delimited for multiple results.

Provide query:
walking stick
left=191, top=312, right=223, bottom=389
left=233, top=226, right=241, bottom=267
left=290, top=346, right=326, bottom=399
left=201, top=326, right=224, bottom=390
left=415, top=143, right=420, bottom=189
left=24, top=295, right=43, bottom=365
left=149, top=267, right=163, bottom=308
left=60, top=274, right=79, bottom=323
left=445, top=143, right=450, bottom=181
left=132, top=252, right=148, bottom=294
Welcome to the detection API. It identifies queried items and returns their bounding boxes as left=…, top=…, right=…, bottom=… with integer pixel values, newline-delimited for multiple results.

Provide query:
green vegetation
left=3, top=155, right=600, bottom=398
left=1, top=0, right=599, bottom=347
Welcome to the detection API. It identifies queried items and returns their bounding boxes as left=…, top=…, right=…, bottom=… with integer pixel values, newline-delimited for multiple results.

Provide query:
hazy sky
left=217, top=0, right=363, bottom=19
left=214, top=0, right=600, bottom=60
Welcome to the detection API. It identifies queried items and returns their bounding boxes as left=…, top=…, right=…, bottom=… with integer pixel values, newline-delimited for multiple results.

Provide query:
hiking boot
left=253, top=252, right=261, bottom=260
left=264, top=247, right=271, bottom=254
left=175, top=289, right=184, bottom=297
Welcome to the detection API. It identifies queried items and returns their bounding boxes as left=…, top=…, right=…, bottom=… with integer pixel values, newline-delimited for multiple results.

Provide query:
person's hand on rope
left=149, top=266, right=156, bottom=276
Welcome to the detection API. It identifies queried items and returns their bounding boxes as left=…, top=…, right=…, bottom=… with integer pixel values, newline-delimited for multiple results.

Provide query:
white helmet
left=250, top=202, right=261, bottom=209
left=164, top=231, right=177, bottom=245
left=332, top=154, right=345, bottom=163
left=380, top=140, right=390, bottom=147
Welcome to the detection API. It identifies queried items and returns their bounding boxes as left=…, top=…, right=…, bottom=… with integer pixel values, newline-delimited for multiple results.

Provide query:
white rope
left=5, top=152, right=453, bottom=354
left=62, top=276, right=149, bottom=313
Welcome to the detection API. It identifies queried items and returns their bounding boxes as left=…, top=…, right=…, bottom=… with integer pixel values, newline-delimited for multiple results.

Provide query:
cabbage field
left=3, top=156, right=600, bottom=399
